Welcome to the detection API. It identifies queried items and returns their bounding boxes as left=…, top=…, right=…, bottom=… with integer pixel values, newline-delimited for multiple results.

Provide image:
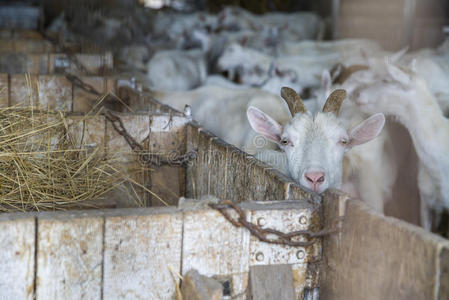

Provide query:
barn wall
left=337, top=0, right=448, bottom=50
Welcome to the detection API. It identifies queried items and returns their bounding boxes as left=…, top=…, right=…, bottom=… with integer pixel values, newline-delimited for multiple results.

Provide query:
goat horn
left=322, top=89, right=347, bottom=116
left=330, top=63, right=345, bottom=82
left=333, top=64, right=369, bottom=84
left=281, top=87, right=306, bottom=116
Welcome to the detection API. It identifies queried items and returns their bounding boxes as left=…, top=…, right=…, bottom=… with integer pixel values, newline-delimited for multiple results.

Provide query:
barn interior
left=0, top=0, right=448, bottom=299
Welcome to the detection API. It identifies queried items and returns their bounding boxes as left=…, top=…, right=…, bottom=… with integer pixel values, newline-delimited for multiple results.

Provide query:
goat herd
left=50, top=6, right=449, bottom=234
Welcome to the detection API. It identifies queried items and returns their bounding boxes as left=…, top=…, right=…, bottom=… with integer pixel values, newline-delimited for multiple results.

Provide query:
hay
left=0, top=106, right=144, bottom=212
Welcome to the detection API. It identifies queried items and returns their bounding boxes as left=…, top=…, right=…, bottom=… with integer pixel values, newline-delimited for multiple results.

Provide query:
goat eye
left=280, top=138, right=289, bottom=146
left=339, top=139, right=348, bottom=145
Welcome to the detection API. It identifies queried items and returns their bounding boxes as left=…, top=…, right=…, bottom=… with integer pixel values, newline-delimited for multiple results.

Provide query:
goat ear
left=348, top=113, right=385, bottom=147
left=247, top=106, right=282, bottom=143
left=321, top=70, right=332, bottom=91
left=410, top=58, right=418, bottom=73
left=385, top=59, right=411, bottom=86
left=390, top=46, right=408, bottom=63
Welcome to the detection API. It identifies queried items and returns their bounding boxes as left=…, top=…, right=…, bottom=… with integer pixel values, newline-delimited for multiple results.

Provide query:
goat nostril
left=305, top=172, right=325, bottom=185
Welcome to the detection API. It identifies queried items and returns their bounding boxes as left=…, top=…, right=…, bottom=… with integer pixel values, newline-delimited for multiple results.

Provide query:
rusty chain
left=65, top=73, right=102, bottom=96
left=104, top=111, right=197, bottom=168
left=209, top=200, right=342, bottom=247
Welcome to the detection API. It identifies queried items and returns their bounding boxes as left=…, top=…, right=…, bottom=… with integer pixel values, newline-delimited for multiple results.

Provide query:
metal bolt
left=257, top=217, right=266, bottom=226
left=255, top=251, right=264, bottom=262
left=299, top=215, right=308, bottom=225
left=297, top=249, right=306, bottom=260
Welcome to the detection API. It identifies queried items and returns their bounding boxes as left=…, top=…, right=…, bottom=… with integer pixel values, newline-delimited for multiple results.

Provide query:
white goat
left=217, top=43, right=366, bottom=92
left=150, top=85, right=385, bottom=203
left=150, top=85, right=291, bottom=154
left=146, top=49, right=207, bottom=91
left=117, top=45, right=150, bottom=71
left=217, top=7, right=320, bottom=41
left=247, top=88, right=386, bottom=205
left=398, top=46, right=449, bottom=116
left=354, top=61, right=449, bottom=230
left=277, top=39, right=381, bottom=57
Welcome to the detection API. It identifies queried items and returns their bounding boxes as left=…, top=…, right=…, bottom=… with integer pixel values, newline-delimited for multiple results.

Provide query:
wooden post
left=247, top=264, right=295, bottom=300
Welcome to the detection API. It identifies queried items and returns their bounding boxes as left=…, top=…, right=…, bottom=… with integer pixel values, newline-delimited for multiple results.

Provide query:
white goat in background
left=146, top=49, right=207, bottom=91
left=354, top=61, right=449, bottom=230
left=148, top=85, right=292, bottom=154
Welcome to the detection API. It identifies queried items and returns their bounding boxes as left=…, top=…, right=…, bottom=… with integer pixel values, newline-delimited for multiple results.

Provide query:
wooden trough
left=0, top=75, right=320, bottom=299
left=0, top=74, right=448, bottom=299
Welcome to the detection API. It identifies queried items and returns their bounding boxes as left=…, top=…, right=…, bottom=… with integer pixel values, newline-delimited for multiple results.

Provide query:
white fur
left=146, top=49, right=207, bottom=91
left=355, top=61, right=449, bottom=229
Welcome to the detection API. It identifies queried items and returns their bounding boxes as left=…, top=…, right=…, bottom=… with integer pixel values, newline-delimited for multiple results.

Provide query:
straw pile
left=0, top=106, right=138, bottom=212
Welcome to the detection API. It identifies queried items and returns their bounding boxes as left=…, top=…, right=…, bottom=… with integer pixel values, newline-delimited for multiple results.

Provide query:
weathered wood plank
left=247, top=201, right=321, bottom=296
left=0, top=29, right=43, bottom=39
left=0, top=53, right=112, bottom=75
left=247, top=264, right=295, bottom=300
left=10, top=74, right=39, bottom=106
left=182, top=209, right=251, bottom=297
left=0, top=214, right=35, bottom=300
left=0, top=53, right=49, bottom=74
left=193, top=129, right=215, bottom=198
left=67, top=115, right=106, bottom=153
left=10, top=74, right=72, bottom=109
left=0, top=39, right=54, bottom=53
left=73, top=77, right=107, bottom=113
left=148, top=115, right=187, bottom=206
left=36, top=214, right=103, bottom=300
left=204, top=135, right=228, bottom=200
left=101, top=162, right=149, bottom=208
left=185, top=123, right=200, bottom=199
left=440, top=246, right=449, bottom=299
left=150, top=165, right=181, bottom=207
left=38, top=75, right=72, bottom=110
left=246, top=158, right=266, bottom=201
left=103, top=208, right=183, bottom=299
left=225, top=147, right=250, bottom=202
left=106, top=113, right=150, bottom=162
left=48, top=53, right=113, bottom=75
left=320, top=191, right=449, bottom=300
